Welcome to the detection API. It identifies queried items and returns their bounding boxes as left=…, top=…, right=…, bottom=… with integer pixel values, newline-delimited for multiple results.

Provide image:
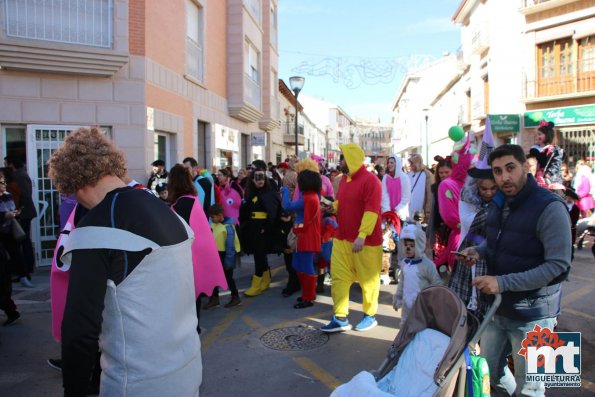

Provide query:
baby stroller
left=331, top=286, right=501, bottom=397
left=381, top=211, right=401, bottom=285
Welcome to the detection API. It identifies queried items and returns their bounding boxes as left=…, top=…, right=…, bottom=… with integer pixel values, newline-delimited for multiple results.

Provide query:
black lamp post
left=423, top=108, right=430, bottom=166
left=289, top=76, right=305, bottom=157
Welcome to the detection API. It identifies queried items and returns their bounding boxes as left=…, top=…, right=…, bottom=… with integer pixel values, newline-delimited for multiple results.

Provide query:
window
left=4, top=0, right=112, bottom=48
left=244, top=40, right=261, bottom=109
left=483, top=75, right=489, bottom=115
left=271, top=69, right=277, bottom=98
left=154, top=132, right=171, bottom=169
left=270, top=2, right=277, bottom=49
left=244, top=0, right=261, bottom=24
left=245, top=41, right=260, bottom=83
left=537, top=38, right=574, bottom=96
left=186, top=0, right=204, bottom=82
left=578, top=35, right=595, bottom=91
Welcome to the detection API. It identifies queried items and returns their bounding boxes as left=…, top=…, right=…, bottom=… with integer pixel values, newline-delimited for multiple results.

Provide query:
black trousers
left=0, top=245, right=17, bottom=315
left=253, top=249, right=269, bottom=277
left=2, top=234, right=27, bottom=278
left=212, top=268, right=239, bottom=298
left=18, top=218, right=35, bottom=275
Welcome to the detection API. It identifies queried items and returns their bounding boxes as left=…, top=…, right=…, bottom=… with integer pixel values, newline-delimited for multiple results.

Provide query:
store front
left=213, top=124, right=240, bottom=172
left=489, top=114, right=520, bottom=146
left=524, top=104, right=595, bottom=167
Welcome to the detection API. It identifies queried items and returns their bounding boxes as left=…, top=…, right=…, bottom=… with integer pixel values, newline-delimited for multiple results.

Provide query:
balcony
left=244, top=76, right=261, bottom=110
left=523, top=64, right=595, bottom=102
left=282, top=122, right=305, bottom=145
left=0, top=0, right=128, bottom=76
left=259, top=97, right=281, bottom=131
left=228, top=74, right=263, bottom=123
left=186, top=37, right=204, bottom=83
left=471, top=28, right=489, bottom=55
left=519, top=0, right=583, bottom=15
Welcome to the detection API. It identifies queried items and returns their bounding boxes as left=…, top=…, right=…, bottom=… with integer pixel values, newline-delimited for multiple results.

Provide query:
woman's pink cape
left=174, top=195, right=227, bottom=296
left=50, top=208, right=76, bottom=342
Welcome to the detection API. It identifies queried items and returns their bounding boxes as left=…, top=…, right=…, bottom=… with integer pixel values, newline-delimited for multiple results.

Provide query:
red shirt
left=336, top=165, right=382, bottom=246
left=296, top=191, right=321, bottom=252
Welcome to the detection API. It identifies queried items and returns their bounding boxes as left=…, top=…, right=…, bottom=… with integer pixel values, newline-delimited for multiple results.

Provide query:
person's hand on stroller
left=457, top=247, right=480, bottom=266
left=471, top=275, right=500, bottom=295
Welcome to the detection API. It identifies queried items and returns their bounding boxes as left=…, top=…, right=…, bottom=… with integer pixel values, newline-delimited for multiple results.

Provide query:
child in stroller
left=331, top=286, right=501, bottom=397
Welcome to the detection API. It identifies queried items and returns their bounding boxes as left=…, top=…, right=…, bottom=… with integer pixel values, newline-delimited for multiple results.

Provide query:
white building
left=391, top=54, right=460, bottom=164
left=453, top=0, right=525, bottom=145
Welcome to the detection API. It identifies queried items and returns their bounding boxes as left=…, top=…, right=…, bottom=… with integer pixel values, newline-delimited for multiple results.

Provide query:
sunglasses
left=253, top=172, right=266, bottom=181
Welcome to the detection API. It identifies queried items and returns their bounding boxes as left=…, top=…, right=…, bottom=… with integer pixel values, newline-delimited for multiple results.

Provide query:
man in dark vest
left=460, top=144, right=571, bottom=397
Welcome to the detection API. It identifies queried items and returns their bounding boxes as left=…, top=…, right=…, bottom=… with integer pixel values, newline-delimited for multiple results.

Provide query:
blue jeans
left=482, top=315, right=556, bottom=397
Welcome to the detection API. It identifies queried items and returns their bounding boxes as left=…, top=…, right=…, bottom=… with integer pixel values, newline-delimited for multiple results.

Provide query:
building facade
left=519, top=0, right=595, bottom=165
left=0, top=0, right=278, bottom=265
left=356, top=119, right=393, bottom=165
left=391, top=54, right=460, bottom=164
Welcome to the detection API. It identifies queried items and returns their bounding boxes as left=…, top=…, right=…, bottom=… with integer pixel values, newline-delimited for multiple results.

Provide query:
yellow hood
left=340, top=144, right=365, bottom=174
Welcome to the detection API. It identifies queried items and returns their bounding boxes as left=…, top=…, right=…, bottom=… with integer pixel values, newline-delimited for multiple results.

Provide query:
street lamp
left=289, top=76, right=305, bottom=157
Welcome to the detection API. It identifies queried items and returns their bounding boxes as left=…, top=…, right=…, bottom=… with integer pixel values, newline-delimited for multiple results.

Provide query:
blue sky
left=278, top=0, right=463, bottom=123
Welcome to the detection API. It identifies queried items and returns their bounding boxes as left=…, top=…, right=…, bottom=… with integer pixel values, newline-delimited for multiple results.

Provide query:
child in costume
left=434, top=134, right=475, bottom=275
left=530, top=120, right=565, bottom=193
left=393, top=223, right=443, bottom=324
left=203, top=204, right=242, bottom=309
left=380, top=211, right=400, bottom=285
left=217, top=169, right=243, bottom=225
left=573, top=161, right=594, bottom=217
left=315, top=196, right=338, bottom=293
left=155, top=182, right=168, bottom=203
left=281, top=168, right=322, bottom=309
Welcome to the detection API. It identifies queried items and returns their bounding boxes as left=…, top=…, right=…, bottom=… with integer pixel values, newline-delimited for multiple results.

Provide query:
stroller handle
left=469, top=293, right=501, bottom=346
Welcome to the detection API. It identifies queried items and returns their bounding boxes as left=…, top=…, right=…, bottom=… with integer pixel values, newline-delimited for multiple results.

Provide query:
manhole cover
left=260, top=325, right=329, bottom=351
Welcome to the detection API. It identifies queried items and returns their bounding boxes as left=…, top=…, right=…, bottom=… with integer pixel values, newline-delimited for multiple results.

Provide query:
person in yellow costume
left=321, top=144, right=383, bottom=332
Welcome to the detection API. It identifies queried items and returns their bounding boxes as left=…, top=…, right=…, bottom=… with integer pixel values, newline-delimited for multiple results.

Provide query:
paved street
left=1, top=244, right=594, bottom=396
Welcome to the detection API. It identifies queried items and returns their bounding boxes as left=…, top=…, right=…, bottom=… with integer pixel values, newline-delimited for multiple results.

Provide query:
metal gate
left=560, top=127, right=595, bottom=166
left=26, top=125, right=81, bottom=266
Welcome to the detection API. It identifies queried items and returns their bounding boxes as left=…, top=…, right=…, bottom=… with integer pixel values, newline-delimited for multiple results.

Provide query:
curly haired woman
left=48, top=127, right=202, bottom=396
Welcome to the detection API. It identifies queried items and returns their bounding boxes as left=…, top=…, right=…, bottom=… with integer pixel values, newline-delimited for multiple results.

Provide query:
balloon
left=448, top=126, right=464, bottom=142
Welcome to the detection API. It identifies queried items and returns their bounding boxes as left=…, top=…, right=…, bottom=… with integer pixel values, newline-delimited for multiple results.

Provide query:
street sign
left=488, top=114, right=520, bottom=133
left=250, top=132, right=267, bottom=146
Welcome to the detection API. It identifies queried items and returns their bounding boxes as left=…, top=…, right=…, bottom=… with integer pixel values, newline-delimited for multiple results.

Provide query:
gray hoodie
left=394, top=223, right=443, bottom=323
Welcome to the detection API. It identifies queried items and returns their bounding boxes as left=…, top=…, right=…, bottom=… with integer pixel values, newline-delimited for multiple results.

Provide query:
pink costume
left=172, top=195, right=227, bottom=296
left=381, top=156, right=411, bottom=220
left=293, top=174, right=334, bottom=200
left=435, top=136, right=475, bottom=271
left=219, top=181, right=243, bottom=225
left=50, top=207, right=76, bottom=342
left=574, top=166, right=595, bottom=212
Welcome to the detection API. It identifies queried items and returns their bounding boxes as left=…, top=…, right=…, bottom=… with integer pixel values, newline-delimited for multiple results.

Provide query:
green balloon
left=448, top=126, right=465, bottom=142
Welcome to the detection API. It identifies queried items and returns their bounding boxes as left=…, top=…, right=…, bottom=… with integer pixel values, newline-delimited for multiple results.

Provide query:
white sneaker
left=380, top=275, right=391, bottom=285
left=20, top=276, right=34, bottom=288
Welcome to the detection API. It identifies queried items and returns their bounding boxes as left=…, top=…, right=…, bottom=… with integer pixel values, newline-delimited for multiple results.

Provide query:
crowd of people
left=1, top=119, right=592, bottom=396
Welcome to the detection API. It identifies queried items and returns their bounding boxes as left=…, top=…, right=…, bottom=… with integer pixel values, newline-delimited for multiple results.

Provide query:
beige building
left=356, top=119, right=393, bottom=165
left=0, top=0, right=279, bottom=265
